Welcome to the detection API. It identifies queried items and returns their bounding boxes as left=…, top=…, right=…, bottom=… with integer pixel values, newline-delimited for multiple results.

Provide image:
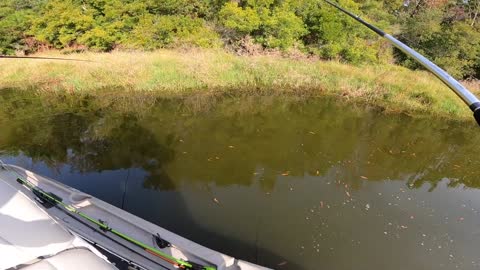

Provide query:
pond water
left=1, top=90, right=480, bottom=270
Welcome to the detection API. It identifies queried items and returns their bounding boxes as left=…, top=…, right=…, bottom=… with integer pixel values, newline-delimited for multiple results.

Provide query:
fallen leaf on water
left=278, top=261, right=287, bottom=266
left=360, top=176, right=368, bottom=180
left=213, top=198, right=220, bottom=204
left=215, top=156, right=220, bottom=160
left=346, top=191, right=351, bottom=197
left=228, top=145, right=235, bottom=148
left=309, top=131, right=316, bottom=135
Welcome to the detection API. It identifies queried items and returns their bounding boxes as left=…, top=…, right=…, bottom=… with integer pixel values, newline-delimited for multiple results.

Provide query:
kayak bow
left=0, top=161, right=215, bottom=270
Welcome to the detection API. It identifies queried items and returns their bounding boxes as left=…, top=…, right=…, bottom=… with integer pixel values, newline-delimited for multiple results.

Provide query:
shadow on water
left=2, top=89, right=480, bottom=269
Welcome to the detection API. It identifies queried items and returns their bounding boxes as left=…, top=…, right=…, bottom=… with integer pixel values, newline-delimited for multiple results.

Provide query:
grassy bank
left=1, top=49, right=479, bottom=120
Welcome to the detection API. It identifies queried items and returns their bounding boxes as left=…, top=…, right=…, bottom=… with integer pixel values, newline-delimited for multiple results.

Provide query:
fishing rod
left=0, top=163, right=215, bottom=270
left=0, top=55, right=92, bottom=62
left=324, top=0, right=480, bottom=127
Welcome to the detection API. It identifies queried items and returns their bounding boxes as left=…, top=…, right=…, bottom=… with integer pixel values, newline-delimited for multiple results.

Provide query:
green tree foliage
left=0, top=0, right=39, bottom=54
left=26, top=0, right=221, bottom=51
left=129, top=14, right=221, bottom=49
left=295, top=0, right=383, bottom=63
left=397, top=0, right=480, bottom=78
left=1, top=0, right=480, bottom=78
left=218, top=2, right=261, bottom=34
left=219, top=0, right=307, bottom=49
left=262, top=6, right=308, bottom=49
left=147, top=0, right=225, bottom=18
left=30, top=0, right=96, bottom=49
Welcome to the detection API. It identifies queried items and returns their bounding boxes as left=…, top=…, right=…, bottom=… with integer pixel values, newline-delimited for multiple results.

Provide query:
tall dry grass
left=0, top=49, right=476, bottom=119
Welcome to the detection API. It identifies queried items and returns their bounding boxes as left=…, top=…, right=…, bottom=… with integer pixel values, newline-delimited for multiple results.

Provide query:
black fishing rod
left=324, top=0, right=480, bottom=127
left=0, top=55, right=92, bottom=62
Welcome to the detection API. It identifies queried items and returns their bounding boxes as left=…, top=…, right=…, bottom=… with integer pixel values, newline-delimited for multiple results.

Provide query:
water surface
left=1, top=90, right=480, bottom=270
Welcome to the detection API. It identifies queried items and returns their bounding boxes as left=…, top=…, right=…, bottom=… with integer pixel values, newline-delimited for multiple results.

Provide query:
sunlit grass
left=0, top=49, right=478, bottom=120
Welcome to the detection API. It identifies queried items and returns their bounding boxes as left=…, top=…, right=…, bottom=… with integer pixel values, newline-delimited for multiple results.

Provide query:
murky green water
left=1, top=90, right=480, bottom=270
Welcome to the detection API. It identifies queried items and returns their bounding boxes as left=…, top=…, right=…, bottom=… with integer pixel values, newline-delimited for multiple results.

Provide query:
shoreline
left=1, top=49, right=478, bottom=121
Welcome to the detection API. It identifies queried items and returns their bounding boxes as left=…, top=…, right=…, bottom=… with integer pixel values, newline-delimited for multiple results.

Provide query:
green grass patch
left=0, top=49, right=477, bottom=120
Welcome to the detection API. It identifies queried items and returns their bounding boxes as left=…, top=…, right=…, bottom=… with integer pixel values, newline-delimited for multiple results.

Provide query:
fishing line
left=0, top=55, right=93, bottom=62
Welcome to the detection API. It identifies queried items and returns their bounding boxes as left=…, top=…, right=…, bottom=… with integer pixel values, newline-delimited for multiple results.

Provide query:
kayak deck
left=0, top=164, right=269, bottom=270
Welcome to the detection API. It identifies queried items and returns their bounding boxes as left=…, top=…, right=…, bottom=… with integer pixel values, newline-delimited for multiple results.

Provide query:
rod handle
left=474, top=109, right=480, bottom=127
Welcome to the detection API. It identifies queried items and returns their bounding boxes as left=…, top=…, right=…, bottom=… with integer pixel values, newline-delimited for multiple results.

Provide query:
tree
left=295, top=0, right=382, bottom=63
left=218, top=2, right=261, bottom=34
left=0, top=0, right=478, bottom=79
left=218, top=0, right=306, bottom=50
left=261, top=7, right=308, bottom=49
left=397, top=1, right=480, bottom=78
left=128, top=15, right=221, bottom=49
left=0, top=0, right=39, bottom=54
left=30, top=0, right=96, bottom=49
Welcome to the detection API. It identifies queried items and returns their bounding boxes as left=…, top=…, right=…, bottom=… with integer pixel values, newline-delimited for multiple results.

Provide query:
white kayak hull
left=0, top=164, right=270, bottom=270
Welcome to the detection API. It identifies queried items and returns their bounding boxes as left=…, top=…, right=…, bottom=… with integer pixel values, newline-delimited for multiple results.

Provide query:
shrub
left=129, top=15, right=221, bottom=49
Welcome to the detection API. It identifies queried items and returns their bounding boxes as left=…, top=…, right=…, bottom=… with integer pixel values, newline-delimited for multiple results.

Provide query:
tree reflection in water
left=1, top=89, right=480, bottom=192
